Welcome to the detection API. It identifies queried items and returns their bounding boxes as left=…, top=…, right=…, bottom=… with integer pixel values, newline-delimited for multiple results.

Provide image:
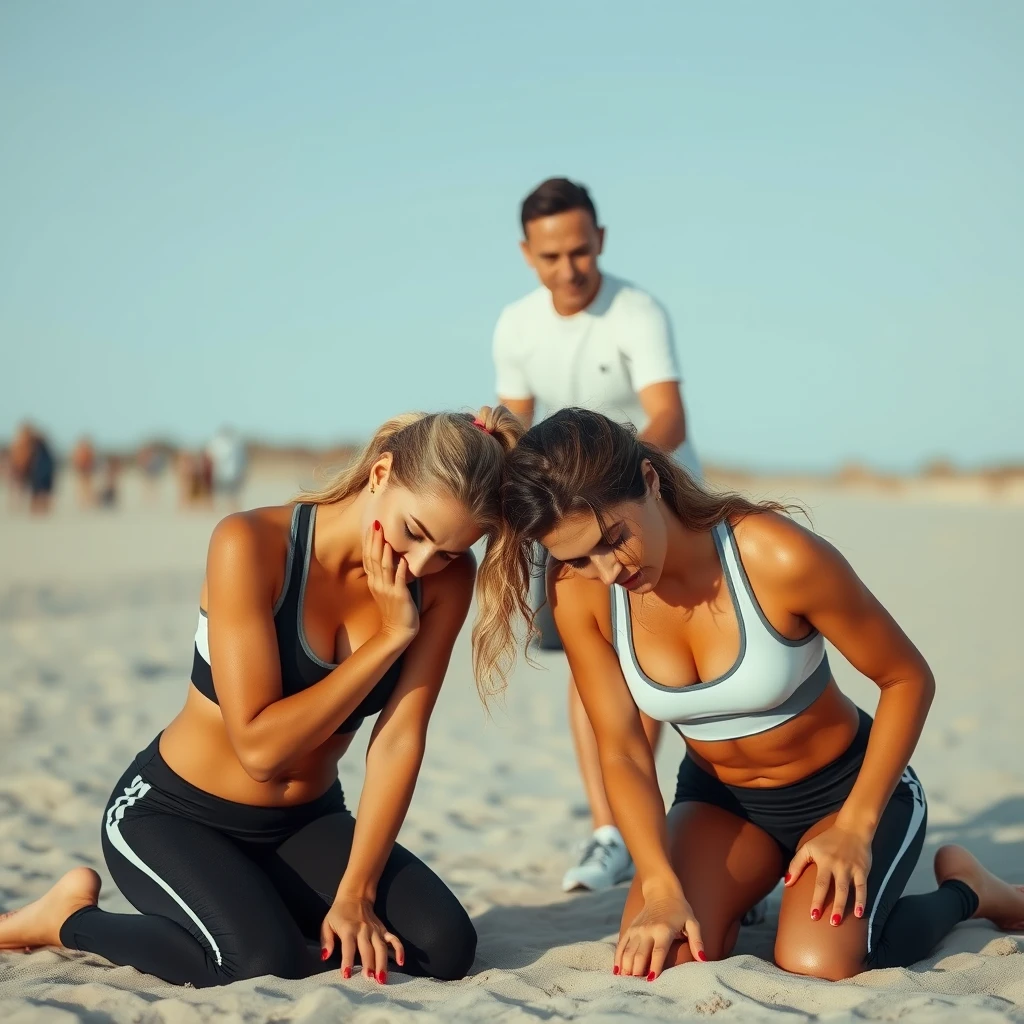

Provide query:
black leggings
left=59, top=737, right=477, bottom=987
left=673, top=709, right=978, bottom=969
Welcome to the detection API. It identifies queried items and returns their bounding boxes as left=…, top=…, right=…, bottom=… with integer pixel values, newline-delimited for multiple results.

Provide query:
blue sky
left=2, top=1, right=1021, bottom=471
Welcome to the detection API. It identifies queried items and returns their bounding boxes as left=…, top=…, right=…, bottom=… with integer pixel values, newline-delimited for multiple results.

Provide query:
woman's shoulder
left=729, top=509, right=840, bottom=590
left=548, top=561, right=613, bottom=632
left=210, top=504, right=294, bottom=551
left=206, top=504, right=295, bottom=590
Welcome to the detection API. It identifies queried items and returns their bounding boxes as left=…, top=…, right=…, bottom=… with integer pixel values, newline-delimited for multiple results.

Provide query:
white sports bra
left=610, top=520, right=831, bottom=742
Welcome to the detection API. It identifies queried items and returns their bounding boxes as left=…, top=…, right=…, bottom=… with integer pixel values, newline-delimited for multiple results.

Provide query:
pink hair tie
left=472, top=418, right=494, bottom=434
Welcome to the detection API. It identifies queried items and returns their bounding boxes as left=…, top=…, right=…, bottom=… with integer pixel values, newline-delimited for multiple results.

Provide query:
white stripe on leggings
left=865, top=767, right=927, bottom=955
left=105, top=775, right=223, bottom=966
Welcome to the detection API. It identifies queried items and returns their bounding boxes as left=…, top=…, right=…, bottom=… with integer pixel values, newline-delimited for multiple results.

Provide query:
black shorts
left=672, top=709, right=928, bottom=957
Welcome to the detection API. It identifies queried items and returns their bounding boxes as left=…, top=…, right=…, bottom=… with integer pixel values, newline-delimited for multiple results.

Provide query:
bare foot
left=935, top=845, right=1024, bottom=931
left=0, top=867, right=101, bottom=950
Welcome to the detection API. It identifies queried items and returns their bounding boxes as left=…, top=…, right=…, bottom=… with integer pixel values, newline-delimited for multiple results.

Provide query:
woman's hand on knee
left=785, top=825, right=871, bottom=926
left=321, top=895, right=405, bottom=984
left=614, top=889, right=706, bottom=980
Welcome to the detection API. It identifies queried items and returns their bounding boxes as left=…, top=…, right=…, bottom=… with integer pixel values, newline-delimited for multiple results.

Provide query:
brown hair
left=298, top=406, right=524, bottom=701
left=475, top=408, right=801, bottom=695
left=520, top=177, right=599, bottom=234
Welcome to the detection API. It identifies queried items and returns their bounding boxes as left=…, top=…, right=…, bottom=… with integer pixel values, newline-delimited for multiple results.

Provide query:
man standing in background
left=493, top=178, right=702, bottom=892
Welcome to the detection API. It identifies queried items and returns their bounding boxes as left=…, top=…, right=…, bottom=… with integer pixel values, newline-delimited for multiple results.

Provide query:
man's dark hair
left=520, top=178, right=599, bottom=235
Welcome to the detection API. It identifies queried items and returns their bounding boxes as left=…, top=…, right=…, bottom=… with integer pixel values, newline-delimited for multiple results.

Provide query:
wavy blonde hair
left=298, top=406, right=523, bottom=701
left=475, top=408, right=804, bottom=697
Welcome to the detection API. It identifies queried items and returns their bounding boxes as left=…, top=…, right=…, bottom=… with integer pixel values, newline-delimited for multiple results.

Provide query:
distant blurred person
left=8, top=423, right=35, bottom=511
left=177, top=450, right=213, bottom=510
left=14, top=423, right=57, bottom=516
left=207, top=426, right=248, bottom=510
left=493, top=177, right=702, bottom=893
left=71, top=436, right=98, bottom=508
left=96, top=455, right=121, bottom=508
left=138, top=443, right=168, bottom=505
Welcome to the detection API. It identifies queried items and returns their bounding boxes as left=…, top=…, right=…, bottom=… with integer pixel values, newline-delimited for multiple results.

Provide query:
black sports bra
left=191, top=502, right=419, bottom=735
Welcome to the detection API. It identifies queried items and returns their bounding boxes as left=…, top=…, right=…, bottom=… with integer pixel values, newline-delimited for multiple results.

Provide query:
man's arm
left=498, top=396, right=535, bottom=428
left=637, top=381, right=685, bottom=451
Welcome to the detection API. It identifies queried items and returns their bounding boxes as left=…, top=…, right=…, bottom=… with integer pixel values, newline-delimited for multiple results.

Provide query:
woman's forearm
left=336, top=738, right=424, bottom=900
left=236, top=630, right=413, bottom=780
left=602, top=752, right=683, bottom=898
left=837, top=673, right=934, bottom=837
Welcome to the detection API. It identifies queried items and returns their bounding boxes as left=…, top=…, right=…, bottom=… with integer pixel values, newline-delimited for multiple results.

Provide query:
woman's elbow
left=920, top=666, right=936, bottom=707
left=231, top=736, right=281, bottom=783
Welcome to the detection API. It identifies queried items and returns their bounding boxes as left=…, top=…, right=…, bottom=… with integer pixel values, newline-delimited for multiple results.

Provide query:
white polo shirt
left=493, top=273, right=701, bottom=477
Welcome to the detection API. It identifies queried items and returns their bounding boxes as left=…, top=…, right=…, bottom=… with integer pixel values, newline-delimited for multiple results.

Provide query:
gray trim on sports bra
left=295, top=504, right=422, bottom=670
left=668, top=654, right=831, bottom=737
left=723, top=521, right=819, bottom=648
left=609, top=520, right=830, bottom=742
left=614, top=526, right=748, bottom=693
left=273, top=503, right=301, bottom=617
left=297, top=504, right=338, bottom=670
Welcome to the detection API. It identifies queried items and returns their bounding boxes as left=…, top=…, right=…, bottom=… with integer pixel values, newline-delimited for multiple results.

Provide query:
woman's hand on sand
left=321, top=894, right=404, bottom=984
left=615, top=890, right=705, bottom=980
left=785, top=824, right=873, bottom=925
left=363, top=520, right=419, bottom=641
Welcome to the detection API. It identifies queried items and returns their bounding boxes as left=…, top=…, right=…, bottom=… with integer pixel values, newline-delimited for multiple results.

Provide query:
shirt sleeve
left=492, top=307, right=533, bottom=400
left=622, top=294, right=681, bottom=391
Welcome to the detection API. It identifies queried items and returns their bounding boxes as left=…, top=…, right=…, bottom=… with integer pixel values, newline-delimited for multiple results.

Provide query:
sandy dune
left=1, top=470, right=1022, bottom=1022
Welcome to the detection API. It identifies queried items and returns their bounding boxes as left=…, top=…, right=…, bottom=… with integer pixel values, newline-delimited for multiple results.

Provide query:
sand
left=1, top=468, right=1022, bottom=1022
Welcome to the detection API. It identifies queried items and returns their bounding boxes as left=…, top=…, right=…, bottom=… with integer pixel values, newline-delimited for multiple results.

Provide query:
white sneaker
left=562, top=825, right=634, bottom=892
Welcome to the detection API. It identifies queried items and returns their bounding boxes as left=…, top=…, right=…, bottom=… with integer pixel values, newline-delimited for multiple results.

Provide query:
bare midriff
left=682, top=681, right=861, bottom=789
left=159, top=685, right=353, bottom=807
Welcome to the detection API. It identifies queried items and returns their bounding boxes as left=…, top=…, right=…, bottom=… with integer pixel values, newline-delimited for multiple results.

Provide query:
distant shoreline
left=3, top=437, right=1022, bottom=495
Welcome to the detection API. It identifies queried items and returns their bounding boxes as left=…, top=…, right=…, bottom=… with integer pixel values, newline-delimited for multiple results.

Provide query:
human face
left=539, top=468, right=667, bottom=594
left=520, top=208, right=605, bottom=316
left=368, top=462, right=482, bottom=578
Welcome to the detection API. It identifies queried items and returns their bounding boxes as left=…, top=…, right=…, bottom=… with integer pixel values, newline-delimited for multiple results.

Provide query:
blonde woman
left=0, top=409, right=521, bottom=988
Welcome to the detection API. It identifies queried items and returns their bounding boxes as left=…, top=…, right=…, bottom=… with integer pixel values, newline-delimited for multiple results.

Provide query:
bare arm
left=550, top=572, right=679, bottom=897
left=740, top=514, right=934, bottom=917
left=206, top=515, right=415, bottom=782
left=321, top=554, right=476, bottom=980
left=750, top=516, right=934, bottom=834
left=338, top=554, right=475, bottom=899
left=637, top=381, right=686, bottom=451
left=499, top=396, right=535, bottom=428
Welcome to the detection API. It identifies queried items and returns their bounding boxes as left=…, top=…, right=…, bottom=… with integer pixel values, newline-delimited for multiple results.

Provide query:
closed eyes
left=404, top=523, right=458, bottom=561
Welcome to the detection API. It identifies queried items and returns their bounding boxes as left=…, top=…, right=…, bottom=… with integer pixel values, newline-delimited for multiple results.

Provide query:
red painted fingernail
left=698, top=950, right=708, bottom=962
left=811, top=909, right=821, bottom=921
left=647, top=971, right=655, bottom=982
left=378, top=970, right=386, bottom=984
left=320, top=948, right=329, bottom=961
left=373, top=520, right=381, bottom=531
left=831, top=914, right=841, bottom=926
left=855, top=906, right=864, bottom=918
left=342, top=966, right=351, bottom=979
left=398, top=956, right=404, bottom=966
left=612, top=965, right=619, bottom=975
left=784, top=873, right=791, bottom=883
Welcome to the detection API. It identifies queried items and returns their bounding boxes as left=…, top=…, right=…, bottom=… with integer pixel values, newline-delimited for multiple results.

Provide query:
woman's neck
left=306, top=492, right=367, bottom=581
left=658, top=507, right=718, bottom=592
